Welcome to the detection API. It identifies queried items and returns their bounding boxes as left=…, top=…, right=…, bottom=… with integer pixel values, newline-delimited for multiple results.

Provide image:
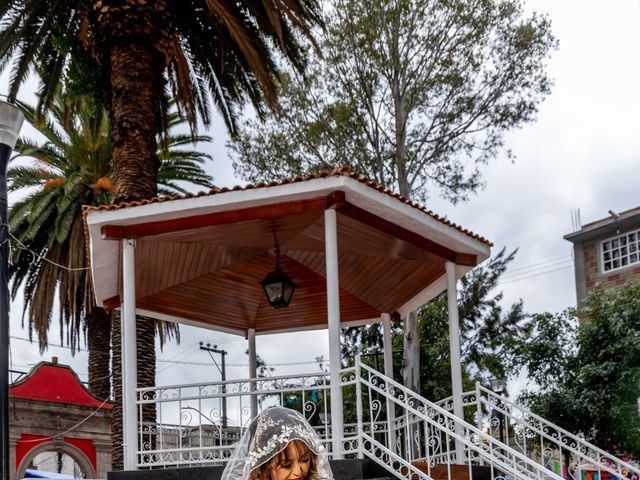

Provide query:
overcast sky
left=4, top=0, right=640, bottom=393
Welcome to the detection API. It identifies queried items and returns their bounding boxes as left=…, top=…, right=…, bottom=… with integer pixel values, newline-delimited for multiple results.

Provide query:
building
left=9, top=358, right=112, bottom=479
left=564, top=206, right=640, bottom=305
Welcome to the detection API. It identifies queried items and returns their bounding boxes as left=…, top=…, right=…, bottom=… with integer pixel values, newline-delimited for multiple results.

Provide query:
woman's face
left=271, top=441, right=311, bottom=480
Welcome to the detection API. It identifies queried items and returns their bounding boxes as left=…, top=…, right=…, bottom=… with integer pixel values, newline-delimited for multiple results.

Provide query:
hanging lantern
left=260, top=235, right=297, bottom=308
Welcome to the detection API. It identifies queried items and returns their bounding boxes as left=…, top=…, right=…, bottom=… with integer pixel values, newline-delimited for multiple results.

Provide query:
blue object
left=23, top=469, right=75, bottom=479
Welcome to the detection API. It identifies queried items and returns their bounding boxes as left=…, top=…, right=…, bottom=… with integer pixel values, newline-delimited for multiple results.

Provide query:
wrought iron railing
left=136, top=371, right=331, bottom=467
left=134, top=364, right=636, bottom=479
left=352, top=358, right=566, bottom=480
left=135, top=369, right=387, bottom=467
left=435, top=383, right=640, bottom=480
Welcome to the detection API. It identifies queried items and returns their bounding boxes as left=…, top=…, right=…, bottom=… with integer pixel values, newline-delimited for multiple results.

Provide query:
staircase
left=112, top=360, right=637, bottom=480
left=434, top=384, right=640, bottom=480
left=349, top=359, right=566, bottom=480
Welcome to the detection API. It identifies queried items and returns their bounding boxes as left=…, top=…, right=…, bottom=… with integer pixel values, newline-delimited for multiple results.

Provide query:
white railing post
left=355, top=355, right=364, bottom=459
left=324, top=208, right=344, bottom=459
left=382, top=313, right=396, bottom=454
left=248, top=328, right=258, bottom=420
left=475, top=382, right=483, bottom=432
left=446, top=261, right=465, bottom=462
left=122, top=238, right=138, bottom=470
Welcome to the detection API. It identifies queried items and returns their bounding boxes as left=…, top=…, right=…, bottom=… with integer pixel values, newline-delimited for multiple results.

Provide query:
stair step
left=409, top=462, right=493, bottom=480
left=108, top=459, right=390, bottom=480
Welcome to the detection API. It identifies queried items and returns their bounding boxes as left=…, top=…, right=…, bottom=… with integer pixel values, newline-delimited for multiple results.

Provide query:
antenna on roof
left=570, top=208, right=582, bottom=232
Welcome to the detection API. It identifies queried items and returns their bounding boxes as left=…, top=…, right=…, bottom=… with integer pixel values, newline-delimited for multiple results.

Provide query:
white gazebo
left=84, top=167, right=491, bottom=470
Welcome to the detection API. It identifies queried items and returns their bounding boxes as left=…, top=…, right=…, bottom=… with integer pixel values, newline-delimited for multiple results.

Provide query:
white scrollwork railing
left=135, top=369, right=389, bottom=468
left=437, top=383, right=640, bottom=480
left=353, top=358, right=566, bottom=480
left=133, top=359, right=631, bottom=478
left=136, top=371, right=332, bottom=467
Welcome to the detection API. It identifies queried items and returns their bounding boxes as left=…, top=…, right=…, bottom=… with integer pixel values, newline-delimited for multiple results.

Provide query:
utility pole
left=199, top=342, right=228, bottom=428
left=0, top=101, right=24, bottom=480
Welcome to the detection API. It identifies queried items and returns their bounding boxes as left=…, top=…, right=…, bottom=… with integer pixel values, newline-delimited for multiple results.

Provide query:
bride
left=221, top=406, right=334, bottom=480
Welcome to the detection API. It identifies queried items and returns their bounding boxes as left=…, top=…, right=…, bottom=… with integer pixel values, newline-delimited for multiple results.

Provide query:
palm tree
left=0, top=1, right=321, bottom=200
left=1, top=3, right=320, bottom=469
left=8, top=91, right=213, bottom=401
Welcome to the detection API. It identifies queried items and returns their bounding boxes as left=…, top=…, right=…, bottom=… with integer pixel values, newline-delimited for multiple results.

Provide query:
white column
left=248, top=328, right=258, bottom=420
left=382, top=313, right=396, bottom=453
left=324, top=208, right=344, bottom=459
left=382, top=313, right=393, bottom=381
left=446, top=261, right=465, bottom=462
left=122, top=239, right=138, bottom=470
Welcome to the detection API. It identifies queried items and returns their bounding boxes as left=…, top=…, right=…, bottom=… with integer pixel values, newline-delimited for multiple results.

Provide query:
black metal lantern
left=260, top=236, right=297, bottom=308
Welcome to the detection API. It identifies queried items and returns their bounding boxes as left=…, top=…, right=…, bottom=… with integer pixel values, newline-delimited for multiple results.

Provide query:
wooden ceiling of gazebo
left=85, top=169, right=491, bottom=335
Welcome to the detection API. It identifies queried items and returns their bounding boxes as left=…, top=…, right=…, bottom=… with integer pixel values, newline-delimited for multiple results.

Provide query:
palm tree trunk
left=111, top=310, right=124, bottom=471
left=108, top=40, right=165, bottom=469
left=109, top=42, right=163, bottom=201
left=111, top=311, right=157, bottom=471
left=136, top=315, right=157, bottom=451
left=86, top=306, right=112, bottom=401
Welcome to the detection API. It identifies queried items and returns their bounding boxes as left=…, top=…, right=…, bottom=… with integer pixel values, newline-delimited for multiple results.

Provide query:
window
left=602, top=229, right=640, bottom=272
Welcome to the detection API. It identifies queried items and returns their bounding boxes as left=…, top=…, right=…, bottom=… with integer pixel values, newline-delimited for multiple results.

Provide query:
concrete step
left=108, top=459, right=393, bottom=480
left=410, top=462, right=493, bottom=480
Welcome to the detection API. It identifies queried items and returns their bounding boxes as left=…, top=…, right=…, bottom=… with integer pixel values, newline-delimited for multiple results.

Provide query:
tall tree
left=231, top=0, right=555, bottom=393
left=1, top=4, right=320, bottom=468
left=0, top=0, right=321, bottom=201
left=507, top=283, right=640, bottom=457
left=231, top=0, right=556, bottom=202
left=8, top=91, right=213, bottom=400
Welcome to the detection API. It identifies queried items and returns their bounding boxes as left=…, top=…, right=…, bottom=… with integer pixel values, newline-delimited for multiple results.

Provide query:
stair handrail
left=354, top=359, right=566, bottom=480
left=475, top=384, right=640, bottom=480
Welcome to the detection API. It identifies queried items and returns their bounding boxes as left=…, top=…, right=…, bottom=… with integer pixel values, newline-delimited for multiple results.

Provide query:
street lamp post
left=0, top=100, right=25, bottom=480
left=489, top=377, right=507, bottom=444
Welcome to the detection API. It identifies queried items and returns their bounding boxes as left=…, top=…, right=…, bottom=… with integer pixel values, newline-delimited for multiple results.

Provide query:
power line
left=500, top=258, right=573, bottom=280
left=17, top=396, right=111, bottom=443
left=156, top=358, right=325, bottom=367
left=8, top=232, right=112, bottom=272
left=498, top=264, right=574, bottom=285
left=500, top=261, right=574, bottom=282
left=502, top=254, right=572, bottom=275
left=9, top=334, right=101, bottom=355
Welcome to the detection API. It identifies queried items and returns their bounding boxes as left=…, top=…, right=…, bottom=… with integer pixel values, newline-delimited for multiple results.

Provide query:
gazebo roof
left=84, top=167, right=491, bottom=335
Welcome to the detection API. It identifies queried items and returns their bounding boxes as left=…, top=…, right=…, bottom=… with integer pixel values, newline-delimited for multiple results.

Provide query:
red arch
left=16, top=434, right=97, bottom=471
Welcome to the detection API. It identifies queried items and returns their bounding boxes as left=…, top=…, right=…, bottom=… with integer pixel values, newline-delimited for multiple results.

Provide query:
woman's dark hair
left=250, top=440, right=317, bottom=480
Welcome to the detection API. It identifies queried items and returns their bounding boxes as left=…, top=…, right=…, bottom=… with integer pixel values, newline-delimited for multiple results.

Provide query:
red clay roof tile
left=83, top=166, right=492, bottom=246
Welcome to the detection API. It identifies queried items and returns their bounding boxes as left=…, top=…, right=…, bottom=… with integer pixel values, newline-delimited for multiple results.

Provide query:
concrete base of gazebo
left=107, top=458, right=393, bottom=480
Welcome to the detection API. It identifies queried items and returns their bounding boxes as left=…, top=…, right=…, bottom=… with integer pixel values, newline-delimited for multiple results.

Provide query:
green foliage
left=509, top=283, right=640, bottom=457
left=340, top=248, right=525, bottom=401
left=8, top=90, right=213, bottom=352
left=231, top=0, right=557, bottom=202
left=506, top=310, right=578, bottom=388
left=416, top=248, right=525, bottom=400
left=0, top=0, right=321, bottom=133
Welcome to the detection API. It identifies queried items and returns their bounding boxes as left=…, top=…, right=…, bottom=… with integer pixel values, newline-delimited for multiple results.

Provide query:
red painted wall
left=15, top=434, right=49, bottom=468
left=9, top=362, right=112, bottom=409
left=15, top=434, right=97, bottom=471
left=64, top=437, right=97, bottom=469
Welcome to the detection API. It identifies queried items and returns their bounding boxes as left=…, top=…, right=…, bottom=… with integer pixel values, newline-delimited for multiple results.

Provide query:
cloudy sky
left=4, top=0, right=640, bottom=392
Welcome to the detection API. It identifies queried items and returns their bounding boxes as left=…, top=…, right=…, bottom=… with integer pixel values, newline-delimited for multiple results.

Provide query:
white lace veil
left=220, top=407, right=333, bottom=480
